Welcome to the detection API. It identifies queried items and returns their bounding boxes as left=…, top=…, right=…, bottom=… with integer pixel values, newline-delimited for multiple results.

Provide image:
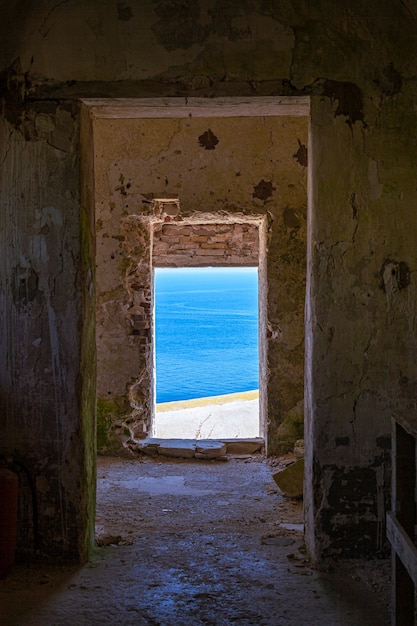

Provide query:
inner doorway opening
left=153, top=266, right=260, bottom=439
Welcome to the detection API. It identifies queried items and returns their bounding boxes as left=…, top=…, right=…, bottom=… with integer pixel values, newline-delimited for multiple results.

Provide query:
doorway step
left=135, top=437, right=264, bottom=459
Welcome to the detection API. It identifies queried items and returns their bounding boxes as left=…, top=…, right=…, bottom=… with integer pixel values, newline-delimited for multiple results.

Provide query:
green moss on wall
left=269, top=400, right=304, bottom=454
left=118, top=255, right=134, bottom=276
left=96, top=396, right=130, bottom=453
left=96, top=399, right=113, bottom=448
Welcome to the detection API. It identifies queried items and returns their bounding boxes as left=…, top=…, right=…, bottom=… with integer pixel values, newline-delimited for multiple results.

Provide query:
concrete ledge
left=135, top=437, right=264, bottom=459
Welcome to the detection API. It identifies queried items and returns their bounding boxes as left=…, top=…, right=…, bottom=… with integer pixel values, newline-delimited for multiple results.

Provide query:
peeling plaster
left=198, top=128, right=219, bottom=150
left=2, top=0, right=417, bottom=566
left=292, top=139, right=307, bottom=167
left=93, top=113, right=307, bottom=455
left=367, top=159, right=383, bottom=200
left=252, top=179, right=275, bottom=201
left=322, top=80, right=364, bottom=126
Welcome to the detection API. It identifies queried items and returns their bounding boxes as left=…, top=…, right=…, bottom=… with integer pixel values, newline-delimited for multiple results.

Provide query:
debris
left=273, top=458, right=304, bottom=498
left=195, top=442, right=227, bottom=459
left=157, top=440, right=195, bottom=459
left=139, top=443, right=159, bottom=456
left=279, top=523, right=304, bottom=532
left=223, top=439, right=263, bottom=454
left=294, top=439, right=304, bottom=458
left=262, top=536, right=295, bottom=546
left=95, top=535, right=133, bottom=547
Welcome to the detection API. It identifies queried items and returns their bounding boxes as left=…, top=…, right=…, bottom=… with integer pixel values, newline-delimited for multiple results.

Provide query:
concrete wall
left=0, top=103, right=93, bottom=561
left=0, top=1, right=416, bottom=562
left=93, top=111, right=307, bottom=454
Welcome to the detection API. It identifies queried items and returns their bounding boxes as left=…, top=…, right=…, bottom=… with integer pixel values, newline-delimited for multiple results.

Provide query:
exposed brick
left=180, top=245, right=197, bottom=250
left=165, top=226, right=192, bottom=235
left=189, top=236, right=209, bottom=243
left=201, top=243, right=228, bottom=249
left=211, top=236, right=230, bottom=243
left=228, top=255, right=257, bottom=265
left=159, top=236, right=180, bottom=243
left=153, top=220, right=260, bottom=267
left=198, top=248, right=227, bottom=256
left=133, top=320, right=150, bottom=329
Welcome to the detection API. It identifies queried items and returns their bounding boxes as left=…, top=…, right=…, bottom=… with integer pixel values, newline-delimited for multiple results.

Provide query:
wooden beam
left=389, top=419, right=416, bottom=626
left=387, top=512, right=417, bottom=586
left=81, top=96, right=311, bottom=119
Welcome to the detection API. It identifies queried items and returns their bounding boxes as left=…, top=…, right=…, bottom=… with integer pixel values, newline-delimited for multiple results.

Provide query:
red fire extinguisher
left=0, top=467, right=19, bottom=579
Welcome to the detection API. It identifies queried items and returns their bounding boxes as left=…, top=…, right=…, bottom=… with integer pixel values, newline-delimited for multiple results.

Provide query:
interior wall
left=93, top=112, right=308, bottom=455
left=0, top=104, right=88, bottom=562
left=1, top=1, right=416, bottom=564
left=305, top=92, right=417, bottom=559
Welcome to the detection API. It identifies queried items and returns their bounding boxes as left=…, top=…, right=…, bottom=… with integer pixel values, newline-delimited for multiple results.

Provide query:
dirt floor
left=0, top=454, right=391, bottom=626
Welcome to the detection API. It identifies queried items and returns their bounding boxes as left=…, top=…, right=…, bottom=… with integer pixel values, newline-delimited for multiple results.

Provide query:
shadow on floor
left=0, top=455, right=390, bottom=626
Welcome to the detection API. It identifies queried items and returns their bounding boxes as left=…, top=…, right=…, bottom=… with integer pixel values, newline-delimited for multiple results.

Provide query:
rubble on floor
left=269, top=438, right=304, bottom=498
left=273, top=458, right=304, bottom=498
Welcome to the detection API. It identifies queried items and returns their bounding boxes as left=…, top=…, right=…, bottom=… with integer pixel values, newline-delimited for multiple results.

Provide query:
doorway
left=89, top=98, right=308, bottom=458
left=81, top=95, right=309, bottom=566
left=153, top=266, right=260, bottom=439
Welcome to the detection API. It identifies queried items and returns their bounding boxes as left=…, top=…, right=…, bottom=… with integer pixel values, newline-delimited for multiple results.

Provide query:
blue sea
left=155, top=267, right=259, bottom=403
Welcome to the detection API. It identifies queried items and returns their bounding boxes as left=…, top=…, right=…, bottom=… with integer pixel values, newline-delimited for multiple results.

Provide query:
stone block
left=273, top=458, right=304, bottom=498
left=223, top=439, right=263, bottom=454
left=157, top=440, right=196, bottom=458
left=195, top=441, right=227, bottom=459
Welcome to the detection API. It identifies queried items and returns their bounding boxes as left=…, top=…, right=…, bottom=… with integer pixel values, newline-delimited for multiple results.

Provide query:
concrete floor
left=0, top=455, right=390, bottom=626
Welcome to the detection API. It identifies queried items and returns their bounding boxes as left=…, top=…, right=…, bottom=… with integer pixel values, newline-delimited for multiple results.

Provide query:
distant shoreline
left=156, top=389, right=259, bottom=413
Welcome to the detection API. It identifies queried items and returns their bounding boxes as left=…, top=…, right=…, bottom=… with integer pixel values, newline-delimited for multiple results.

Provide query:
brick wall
left=152, top=222, right=259, bottom=267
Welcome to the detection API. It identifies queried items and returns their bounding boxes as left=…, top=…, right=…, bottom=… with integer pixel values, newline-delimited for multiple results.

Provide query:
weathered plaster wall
left=305, top=91, right=417, bottom=558
left=93, top=114, right=307, bottom=454
left=79, top=104, right=98, bottom=560
left=0, top=104, right=91, bottom=561
left=1, top=0, right=416, bottom=563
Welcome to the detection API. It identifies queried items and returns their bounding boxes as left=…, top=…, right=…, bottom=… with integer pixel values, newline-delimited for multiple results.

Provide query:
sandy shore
left=154, top=390, right=259, bottom=439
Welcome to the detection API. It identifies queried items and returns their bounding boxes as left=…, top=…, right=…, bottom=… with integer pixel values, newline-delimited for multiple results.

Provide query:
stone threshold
left=136, top=437, right=264, bottom=459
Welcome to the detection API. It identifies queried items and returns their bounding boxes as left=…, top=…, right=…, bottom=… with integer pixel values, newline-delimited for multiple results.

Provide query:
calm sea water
left=155, top=267, right=259, bottom=403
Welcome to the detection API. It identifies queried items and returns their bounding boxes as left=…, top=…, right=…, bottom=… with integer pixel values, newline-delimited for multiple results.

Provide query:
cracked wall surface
left=94, top=114, right=307, bottom=454
left=0, top=0, right=416, bottom=563
left=0, top=104, right=89, bottom=561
